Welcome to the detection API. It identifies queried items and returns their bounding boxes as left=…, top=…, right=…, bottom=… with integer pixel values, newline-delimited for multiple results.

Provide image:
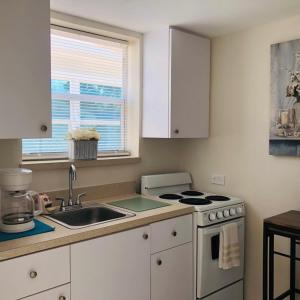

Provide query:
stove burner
left=159, top=194, right=183, bottom=200
left=179, top=198, right=212, bottom=205
left=181, top=191, right=204, bottom=196
left=205, top=195, right=231, bottom=201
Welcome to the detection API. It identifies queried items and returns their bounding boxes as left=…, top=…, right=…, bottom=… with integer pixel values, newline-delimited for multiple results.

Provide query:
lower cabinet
left=21, top=284, right=70, bottom=300
left=71, top=225, right=151, bottom=300
left=0, top=246, right=70, bottom=300
left=0, top=214, right=193, bottom=300
left=151, top=242, right=193, bottom=300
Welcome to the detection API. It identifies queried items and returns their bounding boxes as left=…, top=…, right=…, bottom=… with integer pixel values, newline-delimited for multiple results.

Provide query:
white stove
left=141, top=172, right=245, bottom=226
left=141, top=172, right=245, bottom=300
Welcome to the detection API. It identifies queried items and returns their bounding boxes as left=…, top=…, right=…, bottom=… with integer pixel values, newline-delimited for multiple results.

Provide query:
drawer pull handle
left=29, top=270, right=38, bottom=279
left=172, top=230, right=177, bottom=237
left=157, top=259, right=162, bottom=266
left=59, top=296, right=66, bottom=300
left=143, top=233, right=149, bottom=240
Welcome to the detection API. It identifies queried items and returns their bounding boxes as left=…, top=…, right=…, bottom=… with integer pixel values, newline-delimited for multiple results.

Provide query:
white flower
left=66, top=128, right=100, bottom=141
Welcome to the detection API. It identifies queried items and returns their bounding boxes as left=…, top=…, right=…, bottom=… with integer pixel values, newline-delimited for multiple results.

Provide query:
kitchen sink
left=45, top=204, right=135, bottom=229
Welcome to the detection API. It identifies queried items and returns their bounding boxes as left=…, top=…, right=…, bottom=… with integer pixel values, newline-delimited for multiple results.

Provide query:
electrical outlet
left=211, top=175, right=225, bottom=185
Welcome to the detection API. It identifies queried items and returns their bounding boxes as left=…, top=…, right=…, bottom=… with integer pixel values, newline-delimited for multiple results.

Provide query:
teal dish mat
left=0, top=219, right=55, bottom=242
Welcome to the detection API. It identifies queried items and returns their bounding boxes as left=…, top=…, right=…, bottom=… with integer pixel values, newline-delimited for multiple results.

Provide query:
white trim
left=22, top=151, right=131, bottom=161
left=50, top=11, right=142, bottom=42
left=51, top=24, right=129, bottom=45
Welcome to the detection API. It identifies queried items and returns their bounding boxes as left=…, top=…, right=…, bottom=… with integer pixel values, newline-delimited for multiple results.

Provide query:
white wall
left=0, top=139, right=183, bottom=191
left=33, top=139, right=184, bottom=191
left=179, top=14, right=300, bottom=300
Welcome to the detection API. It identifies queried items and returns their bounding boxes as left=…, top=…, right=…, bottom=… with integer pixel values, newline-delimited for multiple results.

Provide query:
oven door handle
left=203, top=227, right=221, bottom=235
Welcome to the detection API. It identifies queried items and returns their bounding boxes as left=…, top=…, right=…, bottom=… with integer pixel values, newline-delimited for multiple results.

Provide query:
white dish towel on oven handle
left=219, top=222, right=240, bottom=270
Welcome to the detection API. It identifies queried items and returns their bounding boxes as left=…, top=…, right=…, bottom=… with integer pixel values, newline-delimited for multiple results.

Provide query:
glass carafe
left=1, top=190, right=41, bottom=226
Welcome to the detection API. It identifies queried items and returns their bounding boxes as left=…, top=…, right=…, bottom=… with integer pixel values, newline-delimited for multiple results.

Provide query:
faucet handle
left=56, top=197, right=67, bottom=211
left=76, top=192, right=86, bottom=207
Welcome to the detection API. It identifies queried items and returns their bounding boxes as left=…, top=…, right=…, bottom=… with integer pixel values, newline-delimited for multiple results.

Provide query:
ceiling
left=50, top=0, right=300, bottom=37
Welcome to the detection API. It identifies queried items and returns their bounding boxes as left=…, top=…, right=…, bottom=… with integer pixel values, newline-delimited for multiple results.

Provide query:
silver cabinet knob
left=29, top=270, right=37, bottom=279
left=59, top=296, right=66, bottom=300
left=174, top=129, right=179, bottom=134
left=40, top=124, right=48, bottom=132
left=157, top=259, right=162, bottom=266
left=143, top=233, right=149, bottom=240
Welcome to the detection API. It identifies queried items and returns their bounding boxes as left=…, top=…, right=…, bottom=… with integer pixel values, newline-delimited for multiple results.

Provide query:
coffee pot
left=0, top=168, right=42, bottom=233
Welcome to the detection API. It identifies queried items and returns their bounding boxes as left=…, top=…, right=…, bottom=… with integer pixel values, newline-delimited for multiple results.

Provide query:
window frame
left=22, top=24, right=133, bottom=161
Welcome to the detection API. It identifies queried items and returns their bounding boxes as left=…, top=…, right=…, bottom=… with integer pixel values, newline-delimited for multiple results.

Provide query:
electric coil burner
left=179, top=198, right=212, bottom=205
left=159, top=194, right=183, bottom=200
left=205, top=195, right=230, bottom=201
left=181, top=190, right=204, bottom=196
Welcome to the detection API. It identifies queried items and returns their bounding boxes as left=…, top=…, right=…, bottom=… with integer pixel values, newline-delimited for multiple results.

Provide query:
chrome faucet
left=56, top=164, right=86, bottom=211
left=68, top=164, right=77, bottom=206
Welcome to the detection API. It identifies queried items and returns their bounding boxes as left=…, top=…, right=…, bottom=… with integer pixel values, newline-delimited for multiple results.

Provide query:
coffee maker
left=0, top=168, right=41, bottom=233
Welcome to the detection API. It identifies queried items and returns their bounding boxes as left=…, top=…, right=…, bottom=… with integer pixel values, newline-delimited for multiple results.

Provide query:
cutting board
left=110, top=196, right=170, bottom=212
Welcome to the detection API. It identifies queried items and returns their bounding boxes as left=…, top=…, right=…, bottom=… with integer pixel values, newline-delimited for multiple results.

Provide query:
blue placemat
left=0, top=219, right=55, bottom=242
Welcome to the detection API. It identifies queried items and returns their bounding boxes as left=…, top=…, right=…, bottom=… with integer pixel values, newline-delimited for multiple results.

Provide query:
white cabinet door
left=143, top=28, right=170, bottom=138
left=170, top=28, right=210, bottom=138
left=151, top=242, right=193, bottom=300
left=0, top=0, right=51, bottom=138
left=71, top=226, right=151, bottom=300
left=21, top=284, right=70, bottom=300
left=143, top=27, right=210, bottom=138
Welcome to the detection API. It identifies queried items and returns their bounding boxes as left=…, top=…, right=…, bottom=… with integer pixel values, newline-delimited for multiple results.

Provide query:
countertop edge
left=0, top=205, right=194, bottom=261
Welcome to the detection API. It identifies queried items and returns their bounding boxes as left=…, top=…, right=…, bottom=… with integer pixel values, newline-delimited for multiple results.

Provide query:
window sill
left=20, top=156, right=141, bottom=171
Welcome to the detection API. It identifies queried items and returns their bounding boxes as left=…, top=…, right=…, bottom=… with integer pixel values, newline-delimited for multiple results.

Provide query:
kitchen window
left=22, top=26, right=129, bottom=160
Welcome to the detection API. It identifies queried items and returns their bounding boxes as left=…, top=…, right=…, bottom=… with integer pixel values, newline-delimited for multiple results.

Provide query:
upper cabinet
left=143, top=27, right=210, bottom=138
left=0, top=0, right=51, bottom=139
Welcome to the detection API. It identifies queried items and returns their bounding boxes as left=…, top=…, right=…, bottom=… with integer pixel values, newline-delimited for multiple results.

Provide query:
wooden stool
left=263, top=210, right=300, bottom=300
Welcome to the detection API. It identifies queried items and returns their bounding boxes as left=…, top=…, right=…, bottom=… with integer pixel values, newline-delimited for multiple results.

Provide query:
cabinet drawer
left=150, top=214, right=192, bottom=253
left=0, top=246, right=70, bottom=300
left=22, top=284, right=70, bottom=300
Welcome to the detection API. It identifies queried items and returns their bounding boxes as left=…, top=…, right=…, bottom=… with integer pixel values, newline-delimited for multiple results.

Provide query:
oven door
left=196, top=218, right=244, bottom=299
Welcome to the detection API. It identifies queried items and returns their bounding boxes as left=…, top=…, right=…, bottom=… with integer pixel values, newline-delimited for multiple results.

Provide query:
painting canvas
left=270, top=38, right=300, bottom=156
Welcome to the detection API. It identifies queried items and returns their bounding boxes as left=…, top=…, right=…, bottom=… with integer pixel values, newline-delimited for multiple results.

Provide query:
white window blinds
left=22, top=27, right=129, bottom=159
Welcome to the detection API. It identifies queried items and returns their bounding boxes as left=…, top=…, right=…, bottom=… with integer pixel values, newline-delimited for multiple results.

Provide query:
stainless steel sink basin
left=45, top=204, right=135, bottom=229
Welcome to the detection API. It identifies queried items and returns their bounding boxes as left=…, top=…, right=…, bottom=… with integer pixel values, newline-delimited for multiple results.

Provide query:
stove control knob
left=230, top=208, right=236, bottom=216
left=223, top=209, right=230, bottom=217
left=237, top=206, right=243, bottom=214
left=217, top=211, right=224, bottom=219
left=209, top=213, right=216, bottom=221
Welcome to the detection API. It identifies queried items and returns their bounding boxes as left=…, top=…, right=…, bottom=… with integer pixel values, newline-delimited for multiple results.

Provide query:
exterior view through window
left=22, top=27, right=128, bottom=159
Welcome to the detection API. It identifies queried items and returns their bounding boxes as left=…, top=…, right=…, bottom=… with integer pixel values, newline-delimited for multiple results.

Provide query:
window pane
left=51, top=79, right=70, bottom=93
left=80, top=83, right=122, bottom=98
left=23, top=124, right=68, bottom=154
left=52, top=99, right=70, bottom=120
left=80, top=102, right=121, bottom=120
left=22, top=28, right=128, bottom=158
left=81, top=125, right=121, bottom=151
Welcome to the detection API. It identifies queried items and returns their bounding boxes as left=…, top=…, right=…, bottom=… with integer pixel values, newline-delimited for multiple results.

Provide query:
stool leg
left=263, top=224, right=269, bottom=300
left=269, top=233, right=274, bottom=300
left=290, top=238, right=296, bottom=300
